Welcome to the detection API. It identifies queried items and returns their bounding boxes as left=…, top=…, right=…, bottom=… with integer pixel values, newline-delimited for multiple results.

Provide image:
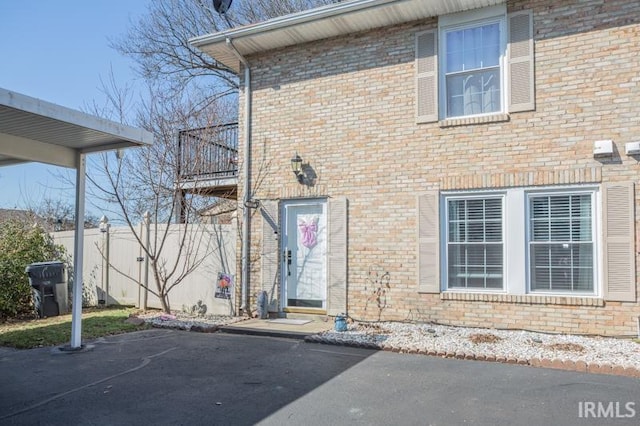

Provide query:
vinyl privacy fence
left=53, top=223, right=236, bottom=315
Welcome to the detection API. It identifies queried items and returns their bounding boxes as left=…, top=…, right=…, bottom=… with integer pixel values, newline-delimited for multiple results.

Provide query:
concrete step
left=281, top=312, right=330, bottom=323
left=219, top=317, right=333, bottom=340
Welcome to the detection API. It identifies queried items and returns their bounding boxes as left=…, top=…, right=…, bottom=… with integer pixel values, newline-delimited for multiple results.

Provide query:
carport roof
left=0, top=87, right=152, bottom=349
left=0, top=87, right=153, bottom=169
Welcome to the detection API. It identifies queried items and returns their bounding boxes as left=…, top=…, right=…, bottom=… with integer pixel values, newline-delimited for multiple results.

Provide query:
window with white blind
left=529, top=193, right=594, bottom=292
left=441, top=187, right=598, bottom=296
left=446, top=197, right=504, bottom=289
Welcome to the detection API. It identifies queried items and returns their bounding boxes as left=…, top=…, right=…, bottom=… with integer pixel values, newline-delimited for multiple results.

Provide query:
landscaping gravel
left=137, top=312, right=640, bottom=374
left=311, top=322, right=640, bottom=370
left=137, top=311, right=244, bottom=332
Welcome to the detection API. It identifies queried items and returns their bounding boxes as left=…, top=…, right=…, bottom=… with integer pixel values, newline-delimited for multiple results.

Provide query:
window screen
left=529, top=194, right=594, bottom=292
left=447, top=197, right=503, bottom=289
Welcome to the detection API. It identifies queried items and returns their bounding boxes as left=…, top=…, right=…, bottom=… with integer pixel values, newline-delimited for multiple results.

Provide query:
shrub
left=0, top=220, right=67, bottom=321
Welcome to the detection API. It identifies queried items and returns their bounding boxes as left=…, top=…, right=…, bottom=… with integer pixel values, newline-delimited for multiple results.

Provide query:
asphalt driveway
left=0, top=329, right=638, bottom=425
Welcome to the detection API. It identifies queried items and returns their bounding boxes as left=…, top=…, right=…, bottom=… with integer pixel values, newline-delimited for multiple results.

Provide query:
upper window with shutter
left=416, top=5, right=534, bottom=123
left=441, top=19, right=505, bottom=118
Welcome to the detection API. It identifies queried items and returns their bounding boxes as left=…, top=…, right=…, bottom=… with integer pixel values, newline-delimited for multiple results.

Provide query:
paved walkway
left=157, top=316, right=640, bottom=378
left=1, top=330, right=638, bottom=426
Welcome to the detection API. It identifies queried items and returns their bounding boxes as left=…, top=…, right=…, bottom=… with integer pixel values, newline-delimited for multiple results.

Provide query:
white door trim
left=280, top=198, right=328, bottom=310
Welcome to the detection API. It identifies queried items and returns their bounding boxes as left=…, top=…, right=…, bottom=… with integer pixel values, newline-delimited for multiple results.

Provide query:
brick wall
left=237, top=0, right=640, bottom=336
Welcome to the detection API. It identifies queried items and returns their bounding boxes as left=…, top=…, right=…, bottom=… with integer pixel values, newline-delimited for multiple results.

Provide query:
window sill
left=439, top=113, right=510, bottom=128
left=440, top=292, right=604, bottom=306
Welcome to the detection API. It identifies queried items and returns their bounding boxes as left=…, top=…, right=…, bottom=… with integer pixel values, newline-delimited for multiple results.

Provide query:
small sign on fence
left=215, top=272, right=233, bottom=299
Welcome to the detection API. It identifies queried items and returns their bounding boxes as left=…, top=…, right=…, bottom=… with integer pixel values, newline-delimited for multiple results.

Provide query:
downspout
left=226, top=38, right=252, bottom=313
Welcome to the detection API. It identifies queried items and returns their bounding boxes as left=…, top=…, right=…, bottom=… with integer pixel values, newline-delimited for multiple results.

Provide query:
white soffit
left=190, top=0, right=505, bottom=72
left=0, top=87, right=153, bottom=168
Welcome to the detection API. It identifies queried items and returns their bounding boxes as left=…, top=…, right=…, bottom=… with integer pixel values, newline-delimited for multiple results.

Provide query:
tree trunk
left=160, top=293, right=171, bottom=313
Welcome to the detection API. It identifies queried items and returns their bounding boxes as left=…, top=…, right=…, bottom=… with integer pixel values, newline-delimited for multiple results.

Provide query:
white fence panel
left=54, top=229, right=103, bottom=307
left=53, top=223, right=236, bottom=315
left=108, top=226, right=144, bottom=307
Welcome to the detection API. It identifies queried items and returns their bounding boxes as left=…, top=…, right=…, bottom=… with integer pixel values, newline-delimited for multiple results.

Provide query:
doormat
left=266, top=319, right=312, bottom=325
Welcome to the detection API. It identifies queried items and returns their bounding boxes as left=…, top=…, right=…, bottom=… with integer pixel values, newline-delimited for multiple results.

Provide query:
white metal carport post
left=1, top=87, right=153, bottom=350
left=70, top=152, right=86, bottom=349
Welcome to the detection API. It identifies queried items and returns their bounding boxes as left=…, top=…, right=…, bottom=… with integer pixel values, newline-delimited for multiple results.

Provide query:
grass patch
left=0, top=307, right=149, bottom=349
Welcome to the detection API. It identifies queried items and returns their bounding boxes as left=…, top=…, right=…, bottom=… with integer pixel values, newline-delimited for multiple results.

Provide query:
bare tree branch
left=110, top=0, right=334, bottom=98
left=84, top=0, right=336, bottom=312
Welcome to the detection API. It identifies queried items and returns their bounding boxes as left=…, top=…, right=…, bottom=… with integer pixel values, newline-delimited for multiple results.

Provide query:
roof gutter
left=226, top=37, right=252, bottom=313
left=190, top=0, right=399, bottom=48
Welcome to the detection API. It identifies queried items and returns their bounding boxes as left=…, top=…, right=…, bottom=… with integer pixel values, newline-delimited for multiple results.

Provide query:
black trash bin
left=26, top=261, right=68, bottom=318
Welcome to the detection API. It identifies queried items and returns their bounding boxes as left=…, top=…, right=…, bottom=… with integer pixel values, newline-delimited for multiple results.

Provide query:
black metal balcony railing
left=178, top=123, right=238, bottom=180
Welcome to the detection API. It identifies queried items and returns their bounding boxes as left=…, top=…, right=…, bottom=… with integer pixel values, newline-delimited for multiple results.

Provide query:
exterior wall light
left=244, top=199, right=261, bottom=209
left=291, top=153, right=304, bottom=183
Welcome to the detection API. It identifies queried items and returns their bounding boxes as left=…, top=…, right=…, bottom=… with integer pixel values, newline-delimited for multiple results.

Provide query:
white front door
left=281, top=199, right=327, bottom=309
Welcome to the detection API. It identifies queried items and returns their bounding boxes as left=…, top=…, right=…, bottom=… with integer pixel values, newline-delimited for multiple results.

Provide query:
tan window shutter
left=603, top=182, right=636, bottom=302
left=417, top=191, right=440, bottom=293
left=327, top=197, right=348, bottom=316
left=260, top=200, right=279, bottom=311
left=507, top=10, right=535, bottom=113
left=415, top=29, right=438, bottom=123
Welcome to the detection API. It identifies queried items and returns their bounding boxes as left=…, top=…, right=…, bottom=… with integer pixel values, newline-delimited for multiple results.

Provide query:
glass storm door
left=281, top=200, right=327, bottom=309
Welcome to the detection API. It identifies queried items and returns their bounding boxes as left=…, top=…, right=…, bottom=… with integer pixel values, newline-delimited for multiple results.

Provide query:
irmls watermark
left=578, top=401, right=636, bottom=419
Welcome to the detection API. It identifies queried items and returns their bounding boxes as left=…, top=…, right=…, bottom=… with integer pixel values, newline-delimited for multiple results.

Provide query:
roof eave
left=189, top=0, right=399, bottom=48
left=189, top=0, right=502, bottom=73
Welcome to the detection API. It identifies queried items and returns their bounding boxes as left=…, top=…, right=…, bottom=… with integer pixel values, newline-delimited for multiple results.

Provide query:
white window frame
left=525, top=188, right=599, bottom=296
left=438, top=5, right=507, bottom=120
left=442, top=191, right=506, bottom=293
left=441, top=185, right=601, bottom=297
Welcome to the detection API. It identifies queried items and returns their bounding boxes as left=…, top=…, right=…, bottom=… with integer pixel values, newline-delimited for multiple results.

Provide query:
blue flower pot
left=334, top=314, right=347, bottom=332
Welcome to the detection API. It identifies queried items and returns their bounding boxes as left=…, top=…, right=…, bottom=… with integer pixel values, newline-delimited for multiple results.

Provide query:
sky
left=0, top=0, right=151, bottom=214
